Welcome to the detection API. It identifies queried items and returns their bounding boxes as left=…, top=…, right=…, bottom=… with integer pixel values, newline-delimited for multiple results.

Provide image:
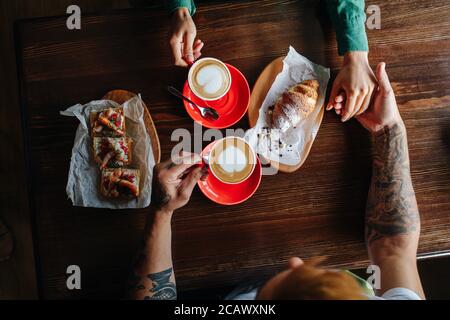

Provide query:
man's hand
left=152, top=152, right=208, bottom=213
left=128, top=153, right=207, bottom=300
left=356, top=62, right=403, bottom=133
left=358, top=62, right=424, bottom=298
left=327, top=51, right=377, bottom=122
left=170, top=7, right=204, bottom=67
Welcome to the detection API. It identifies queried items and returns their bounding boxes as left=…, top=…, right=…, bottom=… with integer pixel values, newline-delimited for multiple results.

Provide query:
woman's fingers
left=193, top=40, right=204, bottom=60
left=327, top=80, right=341, bottom=111
left=183, top=32, right=196, bottom=64
left=355, top=90, right=373, bottom=116
left=341, top=93, right=357, bottom=122
left=193, top=40, right=204, bottom=53
left=348, top=94, right=366, bottom=120
left=334, top=94, right=345, bottom=103
left=170, top=34, right=188, bottom=67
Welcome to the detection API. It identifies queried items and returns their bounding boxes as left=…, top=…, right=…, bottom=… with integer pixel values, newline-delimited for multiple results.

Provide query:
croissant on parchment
left=270, top=79, right=319, bottom=132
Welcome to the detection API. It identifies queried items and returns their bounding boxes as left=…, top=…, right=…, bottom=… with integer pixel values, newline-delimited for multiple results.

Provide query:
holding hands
left=327, top=51, right=378, bottom=122
left=170, top=7, right=204, bottom=67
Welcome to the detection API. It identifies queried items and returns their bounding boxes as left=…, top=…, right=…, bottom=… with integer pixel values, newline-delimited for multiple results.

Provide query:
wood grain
left=13, top=0, right=450, bottom=299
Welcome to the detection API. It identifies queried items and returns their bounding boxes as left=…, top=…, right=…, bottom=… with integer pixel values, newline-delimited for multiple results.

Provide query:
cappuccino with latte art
left=188, top=58, right=232, bottom=101
left=209, top=137, right=256, bottom=184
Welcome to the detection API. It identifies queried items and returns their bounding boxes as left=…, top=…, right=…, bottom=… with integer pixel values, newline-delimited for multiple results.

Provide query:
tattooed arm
left=127, top=152, right=208, bottom=300
left=128, top=209, right=176, bottom=300
left=357, top=63, right=424, bottom=298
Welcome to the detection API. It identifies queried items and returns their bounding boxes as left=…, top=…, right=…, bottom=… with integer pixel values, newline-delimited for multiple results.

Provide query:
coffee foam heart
left=195, top=65, right=226, bottom=95
left=217, top=146, right=247, bottom=173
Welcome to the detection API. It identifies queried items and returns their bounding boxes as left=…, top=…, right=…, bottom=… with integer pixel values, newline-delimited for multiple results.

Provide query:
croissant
left=270, top=79, right=319, bottom=132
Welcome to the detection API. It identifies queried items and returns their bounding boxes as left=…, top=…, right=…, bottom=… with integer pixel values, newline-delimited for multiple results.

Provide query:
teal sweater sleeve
left=326, top=0, right=368, bottom=55
left=164, top=0, right=196, bottom=15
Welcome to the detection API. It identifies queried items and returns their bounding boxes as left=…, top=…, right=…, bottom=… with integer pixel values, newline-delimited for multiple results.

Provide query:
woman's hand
left=170, top=7, right=204, bottom=67
left=327, top=51, right=377, bottom=122
left=151, top=152, right=208, bottom=213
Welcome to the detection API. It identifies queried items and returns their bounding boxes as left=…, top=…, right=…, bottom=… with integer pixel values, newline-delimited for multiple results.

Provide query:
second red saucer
left=183, top=64, right=250, bottom=129
left=198, top=141, right=262, bottom=205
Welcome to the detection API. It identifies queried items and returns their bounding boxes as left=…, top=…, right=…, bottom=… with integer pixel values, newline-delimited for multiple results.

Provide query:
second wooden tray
left=247, top=57, right=324, bottom=173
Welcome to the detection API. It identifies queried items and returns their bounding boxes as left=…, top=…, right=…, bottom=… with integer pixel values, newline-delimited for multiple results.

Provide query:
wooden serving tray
left=248, top=57, right=323, bottom=173
left=103, top=90, right=161, bottom=163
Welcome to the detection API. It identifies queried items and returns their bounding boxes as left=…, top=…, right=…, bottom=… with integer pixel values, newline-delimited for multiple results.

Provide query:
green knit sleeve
left=164, top=0, right=196, bottom=15
left=326, top=0, right=368, bottom=55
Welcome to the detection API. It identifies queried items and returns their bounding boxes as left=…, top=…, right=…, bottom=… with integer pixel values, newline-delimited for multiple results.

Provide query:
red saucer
left=183, top=64, right=250, bottom=129
left=198, top=141, right=262, bottom=205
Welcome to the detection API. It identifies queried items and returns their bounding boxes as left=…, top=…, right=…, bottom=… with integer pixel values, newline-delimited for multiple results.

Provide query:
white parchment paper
left=245, top=46, right=330, bottom=166
left=61, top=96, right=155, bottom=209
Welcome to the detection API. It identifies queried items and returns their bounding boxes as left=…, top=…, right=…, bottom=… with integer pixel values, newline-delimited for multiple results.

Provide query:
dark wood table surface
left=15, top=0, right=450, bottom=298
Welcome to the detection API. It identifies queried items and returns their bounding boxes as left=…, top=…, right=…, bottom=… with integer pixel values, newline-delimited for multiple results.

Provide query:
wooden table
left=15, top=0, right=450, bottom=298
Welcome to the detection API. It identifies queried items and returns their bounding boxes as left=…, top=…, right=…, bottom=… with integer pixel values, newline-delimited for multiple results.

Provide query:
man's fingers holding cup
left=179, top=166, right=208, bottom=196
left=168, top=152, right=202, bottom=178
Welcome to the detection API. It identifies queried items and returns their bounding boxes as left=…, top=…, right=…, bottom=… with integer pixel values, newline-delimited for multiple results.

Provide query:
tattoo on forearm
left=365, top=123, right=420, bottom=245
left=129, top=267, right=177, bottom=300
left=146, top=268, right=177, bottom=300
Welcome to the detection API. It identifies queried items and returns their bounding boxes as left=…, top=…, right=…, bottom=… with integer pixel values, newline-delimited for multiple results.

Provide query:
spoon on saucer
left=167, top=86, right=220, bottom=121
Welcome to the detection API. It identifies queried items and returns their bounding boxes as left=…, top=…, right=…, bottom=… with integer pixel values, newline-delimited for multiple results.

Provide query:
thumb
left=327, top=79, right=340, bottom=111
left=376, top=62, right=392, bottom=95
left=183, top=32, right=195, bottom=64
